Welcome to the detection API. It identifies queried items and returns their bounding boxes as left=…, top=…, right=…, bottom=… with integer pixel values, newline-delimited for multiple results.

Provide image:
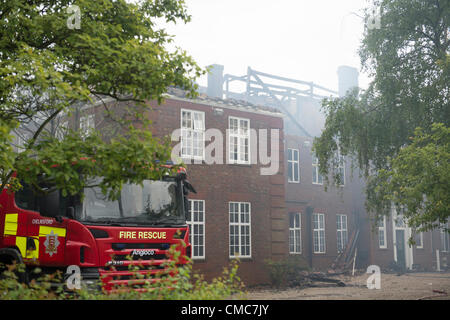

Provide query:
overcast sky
left=163, top=0, right=373, bottom=93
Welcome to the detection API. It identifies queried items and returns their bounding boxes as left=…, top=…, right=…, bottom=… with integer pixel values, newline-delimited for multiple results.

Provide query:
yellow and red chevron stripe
left=3, top=213, right=66, bottom=261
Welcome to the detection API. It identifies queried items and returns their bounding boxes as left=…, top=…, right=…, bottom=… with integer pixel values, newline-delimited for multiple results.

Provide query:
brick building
left=147, top=88, right=288, bottom=285
left=209, top=64, right=449, bottom=273
left=211, top=64, right=370, bottom=271
left=284, top=134, right=368, bottom=270
left=280, top=66, right=449, bottom=273
left=76, top=87, right=288, bottom=285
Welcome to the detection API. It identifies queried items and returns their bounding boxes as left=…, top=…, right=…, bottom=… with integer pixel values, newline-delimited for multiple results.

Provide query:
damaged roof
left=165, top=86, right=285, bottom=118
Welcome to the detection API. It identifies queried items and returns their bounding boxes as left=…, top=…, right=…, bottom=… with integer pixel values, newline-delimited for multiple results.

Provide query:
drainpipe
left=436, top=249, right=441, bottom=272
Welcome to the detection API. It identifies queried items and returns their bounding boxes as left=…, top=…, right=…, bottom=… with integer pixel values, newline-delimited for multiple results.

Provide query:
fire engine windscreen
left=80, top=179, right=183, bottom=225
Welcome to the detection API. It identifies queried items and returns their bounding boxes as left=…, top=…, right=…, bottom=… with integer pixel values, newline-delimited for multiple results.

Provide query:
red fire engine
left=0, top=164, right=195, bottom=291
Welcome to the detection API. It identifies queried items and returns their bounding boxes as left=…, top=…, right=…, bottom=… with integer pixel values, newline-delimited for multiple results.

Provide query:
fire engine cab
left=0, top=164, right=195, bottom=291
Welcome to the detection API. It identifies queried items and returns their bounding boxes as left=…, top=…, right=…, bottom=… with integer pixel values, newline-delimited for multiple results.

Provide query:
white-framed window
left=395, top=212, right=406, bottom=228
left=441, top=223, right=449, bottom=252
left=181, top=109, right=205, bottom=160
left=313, top=213, right=326, bottom=253
left=336, top=214, right=348, bottom=253
left=414, top=231, right=423, bottom=249
left=378, top=216, right=387, bottom=249
left=312, top=153, right=323, bottom=185
left=287, top=149, right=300, bottom=183
left=15, top=131, right=30, bottom=153
left=56, top=121, right=68, bottom=140
left=228, top=117, right=250, bottom=164
left=229, top=202, right=251, bottom=258
left=187, top=200, right=205, bottom=259
left=16, top=135, right=25, bottom=153
left=289, top=212, right=301, bottom=254
left=80, top=114, right=95, bottom=138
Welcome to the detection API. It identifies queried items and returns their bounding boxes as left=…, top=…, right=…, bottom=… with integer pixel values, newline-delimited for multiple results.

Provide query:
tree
left=0, top=0, right=204, bottom=198
left=313, top=0, right=449, bottom=230
left=366, top=123, right=449, bottom=233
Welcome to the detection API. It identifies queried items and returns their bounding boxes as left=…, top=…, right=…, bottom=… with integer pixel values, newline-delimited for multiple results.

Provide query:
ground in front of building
left=242, top=272, right=450, bottom=300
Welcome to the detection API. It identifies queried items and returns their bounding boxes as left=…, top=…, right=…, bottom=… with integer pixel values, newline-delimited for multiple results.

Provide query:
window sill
left=227, top=162, right=251, bottom=167
left=180, top=157, right=205, bottom=164
left=229, top=257, right=253, bottom=261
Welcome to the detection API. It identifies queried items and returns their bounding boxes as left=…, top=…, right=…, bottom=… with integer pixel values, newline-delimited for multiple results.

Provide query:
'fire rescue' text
left=119, top=231, right=167, bottom=239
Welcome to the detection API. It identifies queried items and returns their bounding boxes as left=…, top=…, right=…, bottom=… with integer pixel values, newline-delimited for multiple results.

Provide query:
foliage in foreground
left=0, top=0, right=204, bottom=200
left=0, top=256, right=245, bottom=300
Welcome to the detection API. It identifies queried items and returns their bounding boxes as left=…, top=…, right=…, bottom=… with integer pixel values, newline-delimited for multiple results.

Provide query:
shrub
left=265, top=255, right=310, bottom=288
left=0, top=248, right=245, bottom=300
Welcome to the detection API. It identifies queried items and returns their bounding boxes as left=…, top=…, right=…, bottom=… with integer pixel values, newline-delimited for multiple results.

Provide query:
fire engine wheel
left=0, top=248, right=29, bottom=284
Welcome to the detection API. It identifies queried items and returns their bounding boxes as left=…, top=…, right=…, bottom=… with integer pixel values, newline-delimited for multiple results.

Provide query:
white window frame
left=336, top=214, right=348, bottom=253
left=289, top=212, right=302, bottom=254
left=378, top=216, right=387, bottom=249
left=181, top=109, right=205, bottom=161
left=287, top=149, right=300, bottom=183
left=56, top=120, right=68, bottom=140
left=187, top=199, right=205, bottom=260
left=313, top=213, right=326, bottom=253
left=80, top=114, right=95, bottom=138
left=312, top=153, right=323, bottom=185
left=16, top=135, right=25, bottom=153
left=15, top=131, right=30, bottom=153
left=228, top=116, right=250, bottom=165
left=415, top=231, right=423, bottom=249
left=229, top=202, right=251, bottom=258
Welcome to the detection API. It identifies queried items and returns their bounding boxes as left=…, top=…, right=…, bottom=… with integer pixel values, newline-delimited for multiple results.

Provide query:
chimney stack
left=337, top=66, right=359, bottom=98
left=207, top=64, right=224, bottom=99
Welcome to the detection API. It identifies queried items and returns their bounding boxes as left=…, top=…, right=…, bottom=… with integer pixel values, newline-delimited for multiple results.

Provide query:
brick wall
left=146, top=96, right=287, bottom=285
left=284, top=134, right=367, bottom=270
